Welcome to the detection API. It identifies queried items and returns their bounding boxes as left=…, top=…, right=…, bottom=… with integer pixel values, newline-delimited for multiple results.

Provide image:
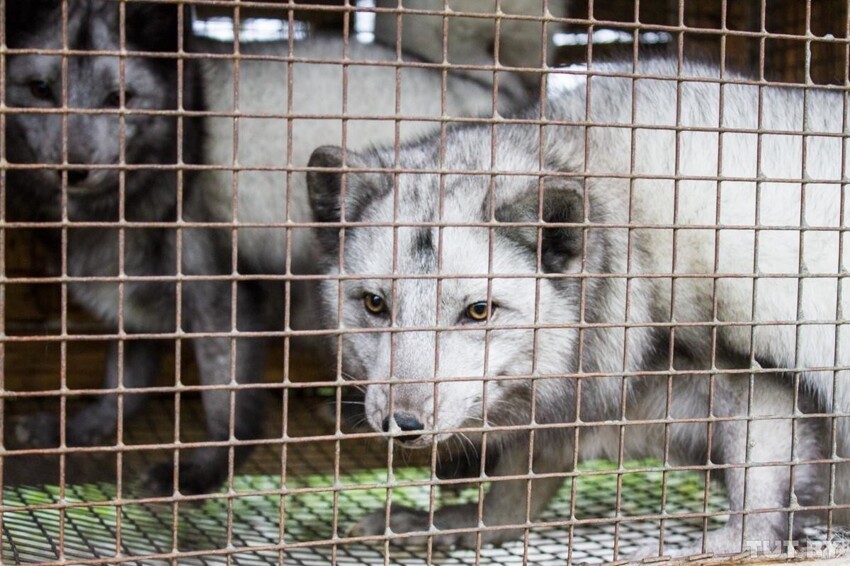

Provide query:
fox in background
left=4, top=0, right=506, bottom=493
left=307, top=59, right=850, bottom=556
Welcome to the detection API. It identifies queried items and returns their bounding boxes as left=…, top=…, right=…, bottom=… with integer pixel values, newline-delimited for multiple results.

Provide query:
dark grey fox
left=4, top=0, right=223, bottom=494
left=6, top=0, right=502, bottom=494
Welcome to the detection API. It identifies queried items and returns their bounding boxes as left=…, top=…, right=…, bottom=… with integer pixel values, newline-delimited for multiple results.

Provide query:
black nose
left=382, top=412, right=424, bottom=442
left=65, top=169, right=90, bottom=185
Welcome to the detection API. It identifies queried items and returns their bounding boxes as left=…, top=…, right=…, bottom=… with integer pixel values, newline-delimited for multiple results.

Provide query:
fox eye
left=466, top=301, right=492, bottom=321
left=363, top=293, right=387, bottom=315
left=29, top=80, right=53, bottom=101
left=105, top=90, right=133, bottom=108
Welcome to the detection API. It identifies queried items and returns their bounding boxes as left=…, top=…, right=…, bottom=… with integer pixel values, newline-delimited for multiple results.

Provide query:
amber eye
left=29, top=80, right=53, bottom=101
left=363, top=293, right=386, bottom=315
left=466, top=301, right=491, bottom=321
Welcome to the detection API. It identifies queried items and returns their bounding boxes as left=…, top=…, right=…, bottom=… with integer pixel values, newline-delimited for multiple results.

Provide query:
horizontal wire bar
left=5, top=317, right=850, bottom=343
left=3, top=415, right=849, bottom=457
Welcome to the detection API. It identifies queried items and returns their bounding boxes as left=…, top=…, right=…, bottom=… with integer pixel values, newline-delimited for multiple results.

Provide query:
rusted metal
left=2, top=1, right=849, bottom=565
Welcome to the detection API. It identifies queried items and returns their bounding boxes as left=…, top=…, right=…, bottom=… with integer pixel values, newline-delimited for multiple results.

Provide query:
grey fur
left=307, top=59, right=849, bottom=555
left=6, top=1, right=505, bottom=494
left=373, top=0, right=569, bottom=97
left=5, top=0, right=213, bottom=492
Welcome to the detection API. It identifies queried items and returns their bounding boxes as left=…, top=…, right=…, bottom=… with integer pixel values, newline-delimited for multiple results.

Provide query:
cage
left=2, top=0, right=849, bottom=565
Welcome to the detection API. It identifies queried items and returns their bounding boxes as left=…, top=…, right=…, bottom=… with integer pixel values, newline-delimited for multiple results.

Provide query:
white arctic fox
left=306, top=59, right=849, bottom=555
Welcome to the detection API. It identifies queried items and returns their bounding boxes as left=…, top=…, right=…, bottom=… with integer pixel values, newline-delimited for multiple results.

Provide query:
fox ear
left=307, top=145, right=379, bottom=253
left=6, top=0, right=59, bottom=19
left=125, top=2, right=191, bottom=54
left=307, top=145, right=347, bottom=224
left=496, top=176, right=584, bottom=272
left=5, top=0, right=61, bottom=45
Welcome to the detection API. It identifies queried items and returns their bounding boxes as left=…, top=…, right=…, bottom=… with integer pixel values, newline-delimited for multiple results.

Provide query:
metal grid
left=0, top=395, right=740, bottom=564
left=2, top=1, right=849, bottom=565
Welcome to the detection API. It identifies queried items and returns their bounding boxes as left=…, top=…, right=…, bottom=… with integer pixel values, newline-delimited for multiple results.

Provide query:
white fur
left=308, top=58, right=849, bottom=555
left=194, top=35, right=499, bottom=276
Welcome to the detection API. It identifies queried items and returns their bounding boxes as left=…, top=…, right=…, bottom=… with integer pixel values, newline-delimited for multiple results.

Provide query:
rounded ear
left=495, top=176, right=585, bottom=272
left=306, top=145, right=346, bottom=224
left=125, top=2, right=191, bottom=54
left=5, top=0, right=61, bottom=45
left=307, top=145, right=380, bottom=254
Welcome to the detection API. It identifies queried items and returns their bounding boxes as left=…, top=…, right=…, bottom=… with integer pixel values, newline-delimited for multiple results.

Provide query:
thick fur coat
left=307, top=59, right=849, bottom=555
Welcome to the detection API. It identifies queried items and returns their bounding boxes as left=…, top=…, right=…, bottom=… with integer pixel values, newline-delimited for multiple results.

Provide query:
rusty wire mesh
left=1, top=0, right=849, bottom=565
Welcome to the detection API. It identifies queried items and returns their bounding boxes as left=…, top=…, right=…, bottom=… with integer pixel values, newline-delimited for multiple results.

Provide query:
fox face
left=4, top=0, right=185, bottom=219
left=307, top=144, right=584, bottom=448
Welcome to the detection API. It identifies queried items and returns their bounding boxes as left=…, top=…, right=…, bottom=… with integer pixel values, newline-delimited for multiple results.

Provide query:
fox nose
left=58, top=169, right=90, bottom=186
left=67, top=169, right=90, bottom=185
left=382, top=412, right=424, bottom=442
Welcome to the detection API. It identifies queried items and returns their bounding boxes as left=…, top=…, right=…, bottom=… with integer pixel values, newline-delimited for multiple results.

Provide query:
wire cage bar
left=1, top=1, right=849, bottom=565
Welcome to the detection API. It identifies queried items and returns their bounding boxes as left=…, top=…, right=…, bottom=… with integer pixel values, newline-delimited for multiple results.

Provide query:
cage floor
left=0, top=395, right=835, bottom=565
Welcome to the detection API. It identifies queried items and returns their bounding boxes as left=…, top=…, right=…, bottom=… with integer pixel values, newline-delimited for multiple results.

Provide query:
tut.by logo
left=745, top=539, right=849, bottom=559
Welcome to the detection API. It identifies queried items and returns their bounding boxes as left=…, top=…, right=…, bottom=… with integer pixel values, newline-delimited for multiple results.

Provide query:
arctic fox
left=306, top=59, right=849, bottom=555
left=6, top=1, right=501, bottom=493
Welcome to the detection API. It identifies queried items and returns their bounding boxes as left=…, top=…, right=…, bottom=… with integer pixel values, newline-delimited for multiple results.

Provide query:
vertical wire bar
left=489, top=0, right=503, bottom=119
left=425, top=0, right=451, bottom=561
left=330, top=0, right=345, bottom=555
left=654, top=0, right=676, bottom=553
left=381, top=2, right=403, bottom=558
left=613, top=1, right=642, bottom=558
left=378, top=3, right=405, bottom=560
left=662, top=0, right=689, bottom=554
left=567, top=0, right=596, bottom=561
left=787, top=0, right=815, bottom=548
left=829, top=0, right=850, bottom=540
left=225, top=3, right=243, bottom=561
left=332, top=0, right=353, bottom=558
left=710, top=0, right=744, bottom=552
left=744, top=0, right=768, bottom=555
left=477, top=1, right=506, bottom=554
left=663, top=3, right=705, bottom=553
left=611, top=4, right=642, bottom=556
left=334, top=1, right=352, bottom=566
left=58, top=1, right=70, bottom=557
left=742, top=328, right=757, bottom=553
left=280, top=1, right=297, bottom=561
left=474, top=0, right=506, bottom=552
left=332, top=5, right=355, bottom=562
left=475, top=0, right=506, bottom=564
left=114, top=1, right=129, bottom=558
left=523, top=1, right=550, bottom=559
left=711, top=0, right=760, bottom=551
left=172, top=2, right=189, bottom=560
left=613, top=73, right=628, bottom=566
left=0, top=0, right=6, bottom=551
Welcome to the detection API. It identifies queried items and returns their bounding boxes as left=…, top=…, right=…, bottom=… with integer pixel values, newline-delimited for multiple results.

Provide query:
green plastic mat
left=2, top=460, right=732, bottom=565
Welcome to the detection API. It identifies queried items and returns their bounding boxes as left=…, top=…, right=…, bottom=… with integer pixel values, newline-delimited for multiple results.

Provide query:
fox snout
left=365, top=382, right=438, bottom=446
left=365, top=377, right=483, bottom=447
left=382, top=412, right=426, bottom=443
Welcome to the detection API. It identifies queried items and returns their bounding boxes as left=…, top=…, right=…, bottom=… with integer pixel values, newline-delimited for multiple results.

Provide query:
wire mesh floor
left=0, top=394, right=838, bottom=565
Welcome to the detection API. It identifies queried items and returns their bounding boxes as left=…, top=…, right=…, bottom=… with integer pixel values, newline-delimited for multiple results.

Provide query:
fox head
left=4, top=0, right=194, bottom=220
left=306, top=140, right=584, bottom=448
